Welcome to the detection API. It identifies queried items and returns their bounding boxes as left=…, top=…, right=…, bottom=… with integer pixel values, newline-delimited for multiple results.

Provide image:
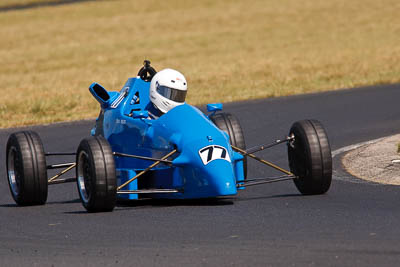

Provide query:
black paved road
left=1, top=85, right=400, bottom=266
left=0, top=0, right=96, bottom=12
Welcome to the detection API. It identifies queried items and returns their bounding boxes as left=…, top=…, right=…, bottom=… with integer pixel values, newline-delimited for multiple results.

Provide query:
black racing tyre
left=288, top=120, right=332, bottom=195
left=210, top=112, right=247, bottom=178
left=76, top=136, right=117, bottom=212
left=6, top=131, right=48, bottom=205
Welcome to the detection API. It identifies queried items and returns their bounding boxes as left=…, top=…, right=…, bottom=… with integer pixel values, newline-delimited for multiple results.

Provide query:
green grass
left=1, top=0, right=400, bottom=127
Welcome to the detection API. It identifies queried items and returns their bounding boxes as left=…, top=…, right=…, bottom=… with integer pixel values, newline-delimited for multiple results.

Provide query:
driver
left=148, top=68, right=188, bottom=118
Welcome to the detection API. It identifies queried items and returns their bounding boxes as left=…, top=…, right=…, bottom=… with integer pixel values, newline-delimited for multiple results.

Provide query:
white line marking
left=332, top=134, right=400, bottom=185
left=332, top=136, right=388, bottom=158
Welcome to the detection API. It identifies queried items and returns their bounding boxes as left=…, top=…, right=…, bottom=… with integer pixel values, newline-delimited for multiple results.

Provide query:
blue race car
left=6, top=61, right=332, bottom=212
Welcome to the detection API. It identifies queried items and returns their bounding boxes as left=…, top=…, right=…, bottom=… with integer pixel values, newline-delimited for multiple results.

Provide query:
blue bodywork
left=90, top=77, right=245, bottom=199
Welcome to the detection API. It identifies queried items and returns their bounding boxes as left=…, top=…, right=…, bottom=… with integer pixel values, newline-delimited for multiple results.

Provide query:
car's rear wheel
left=288, top=120, right=332, bottom=195
left=210, top=112, right=247, bottom=179
left=76, top=136, right=117, bottom=212
left=6, top=131, right=48, bottom=205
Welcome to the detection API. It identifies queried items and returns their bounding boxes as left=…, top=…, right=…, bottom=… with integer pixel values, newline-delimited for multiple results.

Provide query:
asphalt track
left=1, top=85, right=400, bottom=266
left=0, top=0, right=97, bottom=12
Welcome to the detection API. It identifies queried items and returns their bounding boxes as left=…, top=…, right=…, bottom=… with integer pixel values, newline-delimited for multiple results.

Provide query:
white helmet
left=150, top=68, right=187, bottom=114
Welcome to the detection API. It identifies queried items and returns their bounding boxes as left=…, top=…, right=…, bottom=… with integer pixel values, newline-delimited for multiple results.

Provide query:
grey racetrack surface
left=1, top=85, right=400, bottom=266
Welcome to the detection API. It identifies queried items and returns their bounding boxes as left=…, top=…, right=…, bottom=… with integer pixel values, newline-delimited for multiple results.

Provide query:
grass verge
left=1, top=0, right=400, bottom=127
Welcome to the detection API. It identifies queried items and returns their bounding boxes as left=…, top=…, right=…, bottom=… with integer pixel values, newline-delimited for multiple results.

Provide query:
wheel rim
left=77, top=151, right=92, bottom=203
left=7, top=147, right=21, bottom=197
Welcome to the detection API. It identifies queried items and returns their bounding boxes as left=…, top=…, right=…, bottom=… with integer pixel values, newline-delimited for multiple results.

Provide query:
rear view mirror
left=207, top=103, right=223, bottom=112
left=132, top=110, right=149, bottom=119
left=89, top=83, right=111, bottom=106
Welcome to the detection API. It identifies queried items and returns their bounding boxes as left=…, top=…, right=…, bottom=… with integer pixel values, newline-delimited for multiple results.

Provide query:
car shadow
left=117, top=197, right=234, bottom=208
left=2, top=194, right=303, bottom=213
left=63, top=198, right=234, bottom=214
left=235, top=193, right=302, bottom=202
left=46, top=198, right=82, bottom=205
left=0, top=203, right=18, bottom=208
left=63, top=210, right=90, bottom=214
left=0, top=198, right=81, bottom=208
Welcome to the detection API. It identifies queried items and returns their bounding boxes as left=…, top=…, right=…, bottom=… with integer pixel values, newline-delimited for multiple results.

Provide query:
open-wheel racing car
left=6, top=61, right=332, bottom=212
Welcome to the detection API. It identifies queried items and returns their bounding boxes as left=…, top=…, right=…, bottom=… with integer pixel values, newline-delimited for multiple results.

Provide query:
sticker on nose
left=199, top=145, right=231, bottom=165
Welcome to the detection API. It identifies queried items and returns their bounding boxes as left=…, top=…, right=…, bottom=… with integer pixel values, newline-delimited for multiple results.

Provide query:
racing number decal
left=199, top=145, right=231, bottom=165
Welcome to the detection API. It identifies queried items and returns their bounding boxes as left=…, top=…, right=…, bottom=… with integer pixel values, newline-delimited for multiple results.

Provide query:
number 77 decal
left=199, top=145, right=231, bottom=165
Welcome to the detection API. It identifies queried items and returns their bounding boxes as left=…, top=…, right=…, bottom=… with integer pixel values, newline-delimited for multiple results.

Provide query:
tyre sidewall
left=6, top=134, right=25, bottom=204
left=288, top=120, right=332, bottom=195
left=6, top=131, right=48, bottom=205
left=76, top=137, right=116, bottom=212
left=210, top=112, right=247, bottom=179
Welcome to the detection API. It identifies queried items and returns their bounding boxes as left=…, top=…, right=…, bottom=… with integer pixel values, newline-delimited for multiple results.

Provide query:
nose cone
left=199, top=159, right=238, bottom=197
left=173, top=138, right=238, bottom=198
left=157, top=104, right=238, bottom=198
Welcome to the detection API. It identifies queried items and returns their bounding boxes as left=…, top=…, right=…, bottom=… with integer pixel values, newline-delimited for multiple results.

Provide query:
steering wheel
left=137, top=60, right=157, bottom=82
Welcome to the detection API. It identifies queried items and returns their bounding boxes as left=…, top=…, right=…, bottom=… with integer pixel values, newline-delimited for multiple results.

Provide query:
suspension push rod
left=48, top=163, right=76, bottom=183
left=117, top=149, right=178, bottom=191
left=231, top=144, right=294, bottom=176
left=244, top=135, right=294, bottom=154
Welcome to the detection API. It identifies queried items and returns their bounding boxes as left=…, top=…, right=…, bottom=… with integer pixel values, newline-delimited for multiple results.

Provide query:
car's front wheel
left=288, top=120, right=332, bottom=195
left=210, top=112, right=247, bottom=179
left=76, top=136, right=117, bottom=212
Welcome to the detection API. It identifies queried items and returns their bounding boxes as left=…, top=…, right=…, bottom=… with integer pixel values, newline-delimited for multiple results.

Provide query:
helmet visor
left=156, top=84, right=187, bottom=103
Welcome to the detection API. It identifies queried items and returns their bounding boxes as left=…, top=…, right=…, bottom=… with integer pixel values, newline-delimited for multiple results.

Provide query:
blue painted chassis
left=90, top=77, right=245, bottom=200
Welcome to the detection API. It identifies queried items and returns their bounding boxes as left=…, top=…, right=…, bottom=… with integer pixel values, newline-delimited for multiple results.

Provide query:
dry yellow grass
left=1, top=0, right=400, bottom=127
